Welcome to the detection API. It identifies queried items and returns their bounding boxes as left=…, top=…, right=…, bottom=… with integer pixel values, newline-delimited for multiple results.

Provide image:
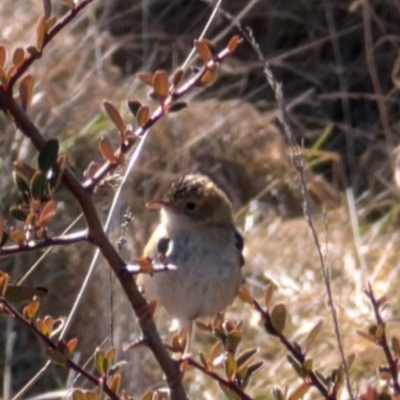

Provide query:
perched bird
left=141, top=174, right=244, bottom=334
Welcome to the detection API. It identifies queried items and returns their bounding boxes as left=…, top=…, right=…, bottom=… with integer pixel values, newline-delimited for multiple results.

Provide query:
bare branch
left=0, top=88, right=187, bottom=400
left=0, top=230, right=87, bottom=257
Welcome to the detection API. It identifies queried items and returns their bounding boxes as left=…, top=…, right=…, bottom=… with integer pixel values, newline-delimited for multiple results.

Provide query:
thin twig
left=243, top=27, right=353, bottom=400
left=0, top=297, right=119, bottom=400
left=0, top=230, right=88, bottom=257
left=0, top=78, right=188, bottom=400
left=187, top=357, right=253, bottom=400
left=365, top=284, right=400, bottom=394
left=8, top=0, right=98, bottom=90
left=362, top=0, right=393, bottom=152
left=82, top=41, right=238, bottom=192
left=17, top=214, right=83, bottom=285
left=252, top=299, right=332, bottom=399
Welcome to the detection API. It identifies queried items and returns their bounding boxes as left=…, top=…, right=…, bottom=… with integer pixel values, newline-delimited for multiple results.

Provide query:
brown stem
left=0, top=296, right=119, bottom=400
left=366, top=284, right=400, bottom=394
left=252, top=300, right=334, bottom=400
left=0, top=90, right=187, bottom=400
left=8, top=0, right=97, bottom=91
left=187, top=358, right=253, bottom=400
left=0, top=230, right=87, bottom=257
left=82, top=41, right=239, bottom=193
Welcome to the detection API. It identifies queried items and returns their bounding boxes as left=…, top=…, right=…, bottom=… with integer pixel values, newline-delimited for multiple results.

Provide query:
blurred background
left=0, top=0, right=400, bottom=398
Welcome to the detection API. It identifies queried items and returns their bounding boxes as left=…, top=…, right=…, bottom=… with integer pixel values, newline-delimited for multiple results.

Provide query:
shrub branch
left=0, top=230, right=87, bottom=257
left=0, top=87, right=187, bottom=400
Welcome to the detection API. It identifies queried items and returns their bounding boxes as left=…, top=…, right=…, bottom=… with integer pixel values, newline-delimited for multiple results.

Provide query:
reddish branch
left=252, top=299, right=334, bottom=400
left=7, top=0, right=98, bottom=91
left=0, top=90, right=187, bottom=400
left=365, top=284, right=400, bottom=394
left=0, top=296, right=119, bottom=400
left=187, top=357, right=253, bottom=400
left=82, top=44, right=238, bottom=192
left=1, top=6, right=240, bottom=396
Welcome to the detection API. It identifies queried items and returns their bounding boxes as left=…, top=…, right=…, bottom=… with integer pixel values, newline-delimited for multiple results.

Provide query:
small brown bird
left=141, top=174, right=244, bottom=332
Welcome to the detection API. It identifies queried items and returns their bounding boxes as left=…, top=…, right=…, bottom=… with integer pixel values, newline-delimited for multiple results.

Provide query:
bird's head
left=146, top=174, right=233, bottom=230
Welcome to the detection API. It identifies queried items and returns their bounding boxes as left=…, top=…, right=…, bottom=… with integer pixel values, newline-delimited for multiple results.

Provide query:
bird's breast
left=142, top=225, right=242, bottom=322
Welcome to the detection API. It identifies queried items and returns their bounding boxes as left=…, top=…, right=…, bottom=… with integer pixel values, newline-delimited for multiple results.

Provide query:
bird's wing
left=234, top=228, right=245, bottom=267
left=143, top=223, right=171, bottom=262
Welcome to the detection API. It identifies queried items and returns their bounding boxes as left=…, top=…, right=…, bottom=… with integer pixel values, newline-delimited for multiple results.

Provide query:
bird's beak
left=146, top=200, right=169, bottom=210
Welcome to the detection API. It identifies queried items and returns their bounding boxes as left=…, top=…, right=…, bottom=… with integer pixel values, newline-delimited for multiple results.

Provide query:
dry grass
left=0, top=0, right=400, bottom=399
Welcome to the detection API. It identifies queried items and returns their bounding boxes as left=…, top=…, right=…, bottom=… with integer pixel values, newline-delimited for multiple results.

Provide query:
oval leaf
left=108, top=373, right=121, bottom=393
left=19, top=74, right=34, bottom=111
left=36, top=15, right=46, bottom=52
left=72, top=389, right=85, bottom=400
left=23, top=296, right=40, bottom=319
left=10, top=206, right=27, bottom=222
left=127, top=100, right=142, bottom=116
left=38, top=200, right=57, bottom=226
left=67, top=338, right=78, bottom=353
left=227, top=35, right=242, bottom=53
left=98, top=137, right=118, bottom=164
left=0, top=272, right=9, bottom=297
left=0, top=46, right=6, bottom=68
left=288, top=382, right=310, bottom=400
left=13, top=47, right=25, bottom=68
left=195, top=40, right=212, bottom=63
left=200, top=65, right=218, bottom=87
left=171, top=68, right=184, bottom=88
left=105, top=346, right=116, bottom=364
left=45, top=16, right=57, bottom=31
left=95, top=348, right=105, bottom=375
left=224, top=352, right=237, bottom=380
left=38, top=139, right=59, bottom=173
left=264, top=284, right=274, bottom=308
left=304, top=320, right=324, bottom=353
left=137, top=72, right=154, bottom=86
left=30, top=171, right=47, bottom=200
left=237, top=285, right=253, bottom=304
left=271, top=303, right=287, bottom=334
left=136, top=106, right=150, bottom=127
left=208, top=340, right=223, bottom=366
left=103, top=101, right=125, bottom=132
left=236, top=348, right=258, bottom=368
left=153, top=70, right=169, bottom=103
left=169, top=102, right=187, bottom=113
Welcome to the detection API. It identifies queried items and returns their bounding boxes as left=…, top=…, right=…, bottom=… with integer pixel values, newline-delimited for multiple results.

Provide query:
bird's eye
left=185, top=201, right=197, bottom=212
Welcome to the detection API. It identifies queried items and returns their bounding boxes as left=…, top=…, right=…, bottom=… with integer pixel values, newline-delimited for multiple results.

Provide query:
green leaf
left=48, top=162, right=61, bottom=190
left=30, top=171, right=47, bottom=200
left=13, top=172, right=30, bottom=197
left=224, top=352, right=237, bottom=380
left=270, top=303, right=287, bottom=334
left=304, top=319, right=324, bottom=353
left=392, top=336, right=400, bottom=356
left=218, top=383, right=241, bottom=400
left=5, top=285, right=47, bottom=303
left=288, top=382, right=310, bottom=400
left=287, top=354, right=306, bottom=378
left=127, top=100, right=142, bottom=116
left=0, top=231, right=8, bottom=247
left=226, top=329, right=242, bottom=353
left=272, top=387, right=286, bottom=400
left=38, top=139, right=59, bottom=173
left=95, top=348, right=105, bottom=375
left=246, top=361, right=264, bottom=376
left=10, top=206, right=27, bottom=222
left=236, top=348, right=258, bottom=369
left=169, top=102, right=187, bottom=113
